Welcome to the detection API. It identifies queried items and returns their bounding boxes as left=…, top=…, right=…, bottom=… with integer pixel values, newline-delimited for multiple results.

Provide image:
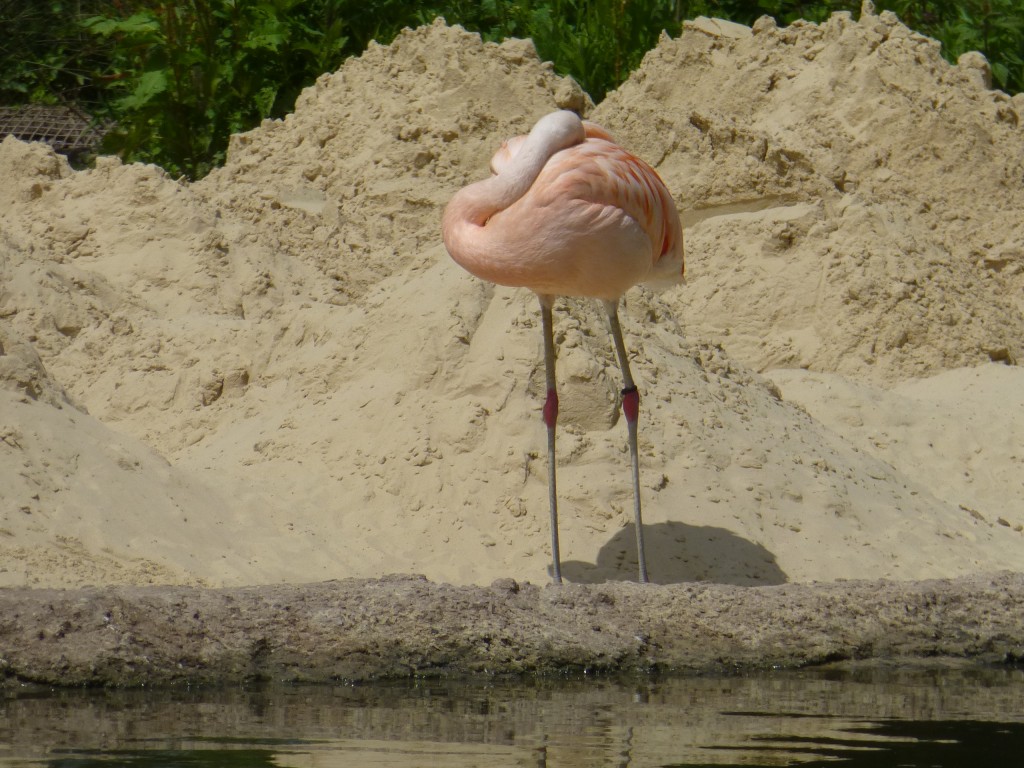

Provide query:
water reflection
left=2, top=664, right=1022, bottom=767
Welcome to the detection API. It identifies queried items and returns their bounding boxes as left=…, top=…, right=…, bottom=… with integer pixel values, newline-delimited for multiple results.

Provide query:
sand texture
left=2, top=8, right=1024, bottom=600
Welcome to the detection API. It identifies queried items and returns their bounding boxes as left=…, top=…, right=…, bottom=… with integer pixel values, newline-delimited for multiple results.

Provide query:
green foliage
left=0, top=0, right=114, bottom=104
left=80, top=0, right=354, bottom=178
left=2, top=1, right=1021, bottom=179
left=927, top=0, right=1024, bottom=91
left=477, top=0, right=685, bottom=101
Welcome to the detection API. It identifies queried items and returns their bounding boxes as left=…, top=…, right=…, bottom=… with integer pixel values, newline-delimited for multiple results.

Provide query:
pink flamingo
left=442, top=110, right=684, bottom=584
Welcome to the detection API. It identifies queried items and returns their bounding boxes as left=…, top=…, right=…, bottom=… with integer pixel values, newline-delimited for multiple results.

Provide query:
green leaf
left=118, top=69, right=168, bottom=110
left=82, top=12, right=161, bottom=39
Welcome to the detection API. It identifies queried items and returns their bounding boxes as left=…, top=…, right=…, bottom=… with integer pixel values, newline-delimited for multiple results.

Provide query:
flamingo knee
left=621, top=386, right=639, bottom=424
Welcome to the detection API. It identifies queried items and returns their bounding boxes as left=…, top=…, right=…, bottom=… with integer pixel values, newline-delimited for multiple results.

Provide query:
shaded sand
left=2, top=7, right=1023, bottom=603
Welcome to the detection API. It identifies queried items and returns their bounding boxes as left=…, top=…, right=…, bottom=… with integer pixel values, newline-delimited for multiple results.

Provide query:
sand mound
left=596, top=10, right=1024, bottom=383
left=1, top=10, right=1022, bottom=587
left=196, top=20, right=591, bottom=301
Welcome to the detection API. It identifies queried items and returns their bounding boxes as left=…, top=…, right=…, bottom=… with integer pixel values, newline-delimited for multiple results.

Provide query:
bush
left=81, top=0, right=359, bottom=178
left=0, top=0, right=115, bottom=105
left=2, top=1, right=1020, bottom=178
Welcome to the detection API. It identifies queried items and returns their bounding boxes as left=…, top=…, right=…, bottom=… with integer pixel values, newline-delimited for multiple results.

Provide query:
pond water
left=2, top=664, right=1022, bottom=767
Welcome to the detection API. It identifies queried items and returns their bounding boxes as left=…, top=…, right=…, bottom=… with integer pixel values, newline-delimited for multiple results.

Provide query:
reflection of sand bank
left=1, top=668, right=1022, bottom=766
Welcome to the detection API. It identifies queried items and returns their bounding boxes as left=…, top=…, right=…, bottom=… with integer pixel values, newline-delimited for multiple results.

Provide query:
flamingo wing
left=529, top=137, right=684, bottom=287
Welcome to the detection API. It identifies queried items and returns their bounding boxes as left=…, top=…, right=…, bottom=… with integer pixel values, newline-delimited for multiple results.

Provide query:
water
left=2, top=664, right=1022, bottom=767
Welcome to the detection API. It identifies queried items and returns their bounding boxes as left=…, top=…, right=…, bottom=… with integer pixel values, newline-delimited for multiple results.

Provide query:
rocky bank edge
left=2, top=573, right=1022, bottom=687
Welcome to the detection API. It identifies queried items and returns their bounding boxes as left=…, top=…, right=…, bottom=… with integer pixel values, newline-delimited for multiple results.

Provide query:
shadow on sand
left=558, top=521, right=787, bottom=586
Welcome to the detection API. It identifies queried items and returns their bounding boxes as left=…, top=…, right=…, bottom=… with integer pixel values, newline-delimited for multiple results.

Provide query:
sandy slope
left=1, top=7, right=1023, bottom=588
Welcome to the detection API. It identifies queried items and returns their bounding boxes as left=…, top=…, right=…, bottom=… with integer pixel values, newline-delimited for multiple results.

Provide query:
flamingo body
left=442, top=110, right=684, bottom=583
left=442, top=112, right=683, bottom=301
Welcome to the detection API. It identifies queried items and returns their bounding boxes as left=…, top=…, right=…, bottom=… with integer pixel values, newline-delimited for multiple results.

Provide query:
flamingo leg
left=603, top=300, right=650, bottom=583
left=539, top=295, right=562, bottom=584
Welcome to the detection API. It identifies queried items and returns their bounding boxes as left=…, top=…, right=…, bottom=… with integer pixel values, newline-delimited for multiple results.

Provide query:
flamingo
left=442, top=110, right=684, bottom=584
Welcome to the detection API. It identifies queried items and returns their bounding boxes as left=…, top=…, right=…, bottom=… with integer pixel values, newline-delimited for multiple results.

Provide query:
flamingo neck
left=447, top=151, right=546, bottom=227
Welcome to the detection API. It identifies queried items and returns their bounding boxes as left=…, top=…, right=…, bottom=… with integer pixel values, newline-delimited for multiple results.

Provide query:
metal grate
left=0, top=104, right=108, bottom=156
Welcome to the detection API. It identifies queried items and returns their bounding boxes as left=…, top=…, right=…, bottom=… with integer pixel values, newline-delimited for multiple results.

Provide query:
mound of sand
left=1, top=7, right=1022, bottom=588
left=597, top=10, right=1024, bottom=383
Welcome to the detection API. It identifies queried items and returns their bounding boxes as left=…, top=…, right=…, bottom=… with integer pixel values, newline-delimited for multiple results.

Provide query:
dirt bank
left=2, top=573, right=1021, bottom=687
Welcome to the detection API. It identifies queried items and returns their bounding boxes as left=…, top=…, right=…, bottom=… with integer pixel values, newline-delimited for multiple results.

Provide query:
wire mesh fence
left=0, top=104, right=108, bottom=158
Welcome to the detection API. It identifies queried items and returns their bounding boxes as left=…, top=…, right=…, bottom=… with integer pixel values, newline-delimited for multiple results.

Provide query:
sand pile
left=1, top=8, right=1022, bottom=588
left=597, top=11, right=1024, bottom=383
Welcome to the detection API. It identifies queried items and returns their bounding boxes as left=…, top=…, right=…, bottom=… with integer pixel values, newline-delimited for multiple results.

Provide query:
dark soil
left=2, top=572, right=1022, bottom=687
